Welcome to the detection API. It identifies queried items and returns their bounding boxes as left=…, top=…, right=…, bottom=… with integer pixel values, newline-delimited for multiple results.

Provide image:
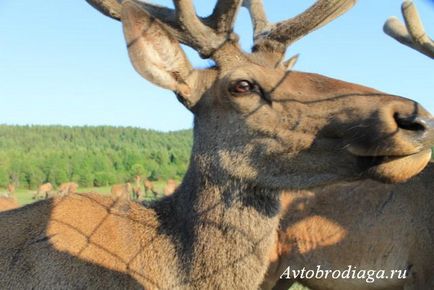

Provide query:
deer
left=144, top=178, right=158, bottom=198
left=7, top=183, right=15, bottom=195
left=261, top=1, right=434, bottom=289
left=132, top=186, right=143, bottom=200
left=0, top=184, right=18, bottom=212
left=132, top=176, right=143, bottom=200
left=111, top=182, right=132, bottom=200
left=58, top=182, right=79, bottom=196
left=163, top=178, right=178, bottom=196
left=32, top=182, right=53, bottom=199
left=0, top=196, right=19, bottom=212
left=1, top=0, right=434, bottom=289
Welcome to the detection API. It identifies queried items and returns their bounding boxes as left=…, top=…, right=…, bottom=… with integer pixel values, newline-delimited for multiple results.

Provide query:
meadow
left=0, top=179, right=171, bottom=206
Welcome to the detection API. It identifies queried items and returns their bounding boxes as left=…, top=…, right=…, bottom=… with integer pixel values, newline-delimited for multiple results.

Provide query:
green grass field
left=0, top=179, right=173, bottom=206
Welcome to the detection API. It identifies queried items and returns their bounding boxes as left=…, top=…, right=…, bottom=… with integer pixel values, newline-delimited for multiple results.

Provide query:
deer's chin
left=356, top=149, right=432, bottom=183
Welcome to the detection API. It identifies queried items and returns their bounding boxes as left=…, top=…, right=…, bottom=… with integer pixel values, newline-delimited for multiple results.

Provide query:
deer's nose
left=394, top=113, right=434, bottom=147
left=394, top=114, right=430, bottom=133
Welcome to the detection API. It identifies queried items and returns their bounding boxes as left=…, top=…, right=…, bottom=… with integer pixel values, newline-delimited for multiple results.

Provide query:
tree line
left=0, top=125, right=192, bottom=189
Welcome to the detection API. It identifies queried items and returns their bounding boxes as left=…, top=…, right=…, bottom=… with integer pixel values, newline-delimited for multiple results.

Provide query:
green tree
left=131, top=163, right=145, bottom=178
left=94, top=171, right=116, bottom=187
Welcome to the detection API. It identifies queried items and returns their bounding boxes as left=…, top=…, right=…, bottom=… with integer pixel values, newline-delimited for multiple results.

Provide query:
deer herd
left=0, top=178, right=176, bottom=210
left=0, top=0, right=433, bottom=289
left=110, top=177, right=178, bottom=200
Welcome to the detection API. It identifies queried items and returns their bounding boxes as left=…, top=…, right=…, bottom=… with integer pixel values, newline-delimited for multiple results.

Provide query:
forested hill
left=0, top=125, right=192, bottom=189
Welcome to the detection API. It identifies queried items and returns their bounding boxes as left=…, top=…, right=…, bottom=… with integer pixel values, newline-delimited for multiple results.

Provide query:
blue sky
left=0, top=0, right=433, bottom=131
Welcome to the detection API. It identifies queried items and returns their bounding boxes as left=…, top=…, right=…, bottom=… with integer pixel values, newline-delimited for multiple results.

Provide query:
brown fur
left=58, top=182, right=79, bottom=196
left=132, top=186, right=142, bottom=200
left=144, top=179, right=157, bottom=198
left=7, top=184, right=15, bottom=194
left=1, top=1, right=434, bottom=289
left=1, top=184, right=18, bottom=212
left=132, top=176, right=143, bottom=200
left=0, top=197, right=19, bottom=212
left=163, top=179, right=178, bottom=197
left=111, top=183, right=132, bottom=201
left=263, top=163, right=434, bottom=290
left=33, top=182, right=53, bottom=200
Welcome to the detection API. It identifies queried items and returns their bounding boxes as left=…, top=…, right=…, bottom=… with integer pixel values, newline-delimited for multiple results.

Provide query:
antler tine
left=171, top=0, right=227, bottom=57
left=384, top=0, right=434, bottom=59
left=243, top=0, right=356, bottom=57
left=85, top=0, right=122, bottom=20
left=86, top=0, right=244, bottom=60
left=242, top=0, right=272, bottom=40
left=172, top=0, right=244, bottom=58
left=207, top=0, right=244, bottom=33
left=85, top=0, right=180, bottom=41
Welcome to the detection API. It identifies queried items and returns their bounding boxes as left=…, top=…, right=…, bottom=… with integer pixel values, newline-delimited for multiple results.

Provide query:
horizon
left=0, top=123, right=191, bottom=132
left=0, top=1, right=433, bottom=132
left=0, top=123, right=193, bottom=134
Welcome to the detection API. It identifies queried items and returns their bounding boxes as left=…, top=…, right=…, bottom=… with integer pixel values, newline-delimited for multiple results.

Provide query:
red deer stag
left=0, top=185, right=18, bottom=212
left=32, top=182, right=53, bottom=199
left=144, top=178, right=157, bottom=198
left=111, top=182, right=132, bottom=200
left=132, top=176, right=143, bottom=200
left=58, top=182, right=79, bottom=196
left=7, top=184, right=15, bottom=195
left=262, top=1, right=434, bottom=289
left=1, top=0, right=434, bottom=289
left=1, top=184, right=18, bottom=211
left=0, top=196, right=18, bottom=212
left=163, top=178, right=178, bottom=196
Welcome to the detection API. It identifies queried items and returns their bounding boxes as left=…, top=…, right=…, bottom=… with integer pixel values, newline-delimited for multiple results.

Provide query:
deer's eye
left=230, top=80, right=255, bottom=94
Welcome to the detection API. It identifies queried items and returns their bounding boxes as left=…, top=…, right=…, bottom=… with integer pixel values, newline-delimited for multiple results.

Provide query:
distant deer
left=144, top=178, right=157, bottom=198
left=0, top=184, right=18, bottom=212
left=1, top=0, right=434, bottom=289
left=6, top=184, right=15, bottom=195
left=262, top=1, right=434, bottom=289
left=111, top=183, right=132, bottom=201
left=131, top=176, right=143, bottom=200
left=58, top=182, right=79, bottom=196
left=32, top=182, right=53, bottom=199
left=0, top=196, right=18, bottom=212
left=163, top=179, right=178, bottom=196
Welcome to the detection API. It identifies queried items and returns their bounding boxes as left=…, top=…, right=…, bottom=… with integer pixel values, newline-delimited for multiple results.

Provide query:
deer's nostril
left=394, top=114, right=427, bottom=132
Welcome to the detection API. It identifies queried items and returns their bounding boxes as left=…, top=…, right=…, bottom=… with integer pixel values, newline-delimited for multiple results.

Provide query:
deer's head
left=87, top=0, right=434, bottom=189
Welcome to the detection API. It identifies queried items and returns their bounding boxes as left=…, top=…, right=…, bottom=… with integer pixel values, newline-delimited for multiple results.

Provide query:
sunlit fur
left=0, top=197, right=19, bottom=212
left=33, top=182, right=53, bottom=199
left=263, top=163, right=434, bottom=290
left=110, top=183, right=132, bottom=201
left=58, top=182, right=79, bottom=196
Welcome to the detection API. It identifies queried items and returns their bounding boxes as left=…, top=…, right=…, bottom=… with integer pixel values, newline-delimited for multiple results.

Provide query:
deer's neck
left=165, top=161, right=281, bottom=289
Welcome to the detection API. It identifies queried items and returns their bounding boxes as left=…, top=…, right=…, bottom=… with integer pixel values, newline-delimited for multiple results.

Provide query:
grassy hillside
left=0, top=125, right=192, bottom=189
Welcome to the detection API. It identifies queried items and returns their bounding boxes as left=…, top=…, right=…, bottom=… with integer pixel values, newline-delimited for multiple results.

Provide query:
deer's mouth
left=354, top=149, right=432, bottom=183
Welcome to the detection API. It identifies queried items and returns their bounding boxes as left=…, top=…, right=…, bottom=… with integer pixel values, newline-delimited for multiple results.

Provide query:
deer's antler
left=242, top=0, right=356, bottom=58
left=384, top=0, right=434, bottom=59
left=87, top=0, right=356, bottom=63
left=86, top=0, right=122, bottom=20
left=86, top=0, right=243, bottom=60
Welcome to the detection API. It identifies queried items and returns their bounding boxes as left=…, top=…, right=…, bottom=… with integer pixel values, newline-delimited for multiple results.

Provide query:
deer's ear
left=121, top=1, right=195, bottom=107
